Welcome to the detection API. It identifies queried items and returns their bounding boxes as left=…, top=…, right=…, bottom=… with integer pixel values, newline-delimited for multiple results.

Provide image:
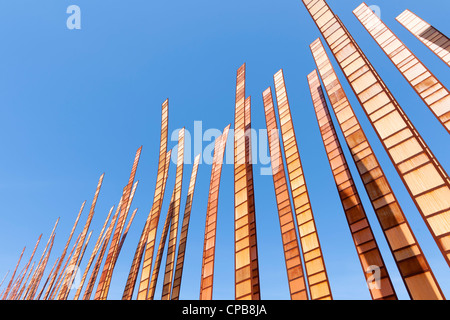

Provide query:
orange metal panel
left=137, top=100, right=170, bottom=300
left=83, top=202, right=120, bottom=300
left=273, top=69, right=332, bottom=300
left=262, top=87, right=310, bottom=300
left=122, top=150, right=171, bottom=300
left=172, top=154, right=201, bottom=300
left=397, top=9, right=450, bottom=68
left=43, top=201, right=85, bottom=300
left=4, top=247, right=26, bottom=300
left=15, top=262, right=34, bottom=300
left=200, top=126, right=230, bottom=300
left=302, top=0, right=450, bottom=272
left=308, top=70, right=399, bottom=300
left=147, top=197, right=174, bottom=300
left=234, top=63, right=260, bottom=300
left=114, top=207, right=138, bottom=267
left=7, top=265, right=26, bottom=300
left=36, top=257, right=59, bottom=300
left=310, top=38, right=445, bottom=300
left=48, top=232, right=81, bottom=300
left=161, top=129, right=186, bottom=300
left=95, top=148, right=141, bottom=300
left=58, top=174, right=104, bottom=300
left=354, top=3, right=450, bottom=134
left=26, top=218, right=59, bottom=300
left=74, top=206, right=114, bottom=300
left=29, top=233, right=56, bottom=300
left=9, top=235, right=42, bottom=300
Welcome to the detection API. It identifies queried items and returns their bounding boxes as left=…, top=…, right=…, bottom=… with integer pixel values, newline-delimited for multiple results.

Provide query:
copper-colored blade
left=74, top=205, right=115, bottom=300
left=310, top=37, right=445, bottom=300
left=0, top=270, right=9, bottom=290
left=354, top=3, right=450, bottom=134
left=243, top=97, right=260, bottom=300
left=302, top=0, right=450, bottom=273
left=58, top=175, right=104, bottom=299
left=137, top=100, right=169, bottom=300
left=114, top=206, right=139, bottom=267
left=308, top=70, right=398, bottom=300
left=94, top=148, right=141, bottom=300
left=123, top=150, right=171, bottom=300
left=234, top=64, right=260, bottom=300
left=161, top=128, right=186, bottom=300
left=396, top=9, right=450, bottom=68
left=15, top=262, right=35, bottom=300
left=273, top=69, right=332, bottom=300
left=7, top=265, right=26, bottom=300
left=49, top=232, right=82, bottom=300
left=28, top=233, right=56, bottom=300
left=172, top=154, right=201, bottom=300
left=36, top=257, right=59, bottom=300
left=43, top=201, right=86, bottom=300
left=147, top=192, right=175, bottom=300
left=25, top=218, right=59, bottom=300
left=262, top=88, right=311, bottom=300
left=9, top=235, right=42, bottom=300
left=83, top=202, right=121, bottom=300
left=200, top=127, right=230, bottom=300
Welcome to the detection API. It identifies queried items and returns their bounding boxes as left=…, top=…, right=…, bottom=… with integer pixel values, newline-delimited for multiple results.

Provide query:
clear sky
left=0, top=0, right=448, bottom=300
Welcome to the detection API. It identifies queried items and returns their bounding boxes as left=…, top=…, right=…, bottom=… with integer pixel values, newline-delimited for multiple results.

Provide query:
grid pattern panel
left=94, top=148, right=141, bottom=300
left=122, top=151, right=171, bottom=300
left=172, top=154, right=201, bottom=300
left=302, top=0, right=450, bottom=270
left=273, top=69, right=332, bottom=300
left=137, top=101, right=170, bottom=300
left=200, top=127, right=230, bottom=300
left=263, top=88, right=310, bottom=300
left=74, top=205, right=113, bottom=300
left=310, top=39, right=445, bottom=300
left=161, top=129, right=186, bottom=300
left=234, top=64, right=261, bottom=300
left=309, top=70, right=399, bottom=300
left=397, top=9, right=450, bottom=68
left=354, top=3, right=450, bottom=133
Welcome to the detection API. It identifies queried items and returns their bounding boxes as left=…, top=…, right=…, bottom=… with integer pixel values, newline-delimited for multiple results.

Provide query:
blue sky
left=0, top=0, right=449, bottom=300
